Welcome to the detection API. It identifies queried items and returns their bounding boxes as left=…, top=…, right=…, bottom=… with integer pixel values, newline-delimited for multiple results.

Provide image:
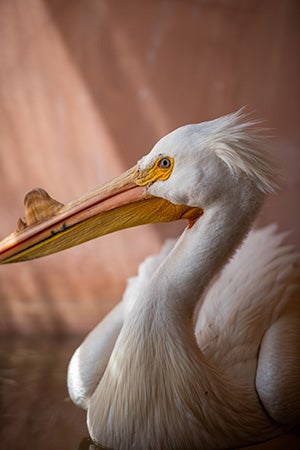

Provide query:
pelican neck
left=134, top=191, right=264, bottom=323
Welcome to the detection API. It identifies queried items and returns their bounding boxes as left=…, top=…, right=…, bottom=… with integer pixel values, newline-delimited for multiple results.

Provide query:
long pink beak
left=0, top=165, right=201, bottom=264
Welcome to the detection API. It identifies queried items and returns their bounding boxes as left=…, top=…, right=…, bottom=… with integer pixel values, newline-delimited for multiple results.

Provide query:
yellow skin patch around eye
left=136, top=157, right=174, bottom=186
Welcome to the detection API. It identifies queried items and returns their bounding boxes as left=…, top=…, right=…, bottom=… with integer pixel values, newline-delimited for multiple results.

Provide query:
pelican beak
left=0, top=165, right=201, bottom=264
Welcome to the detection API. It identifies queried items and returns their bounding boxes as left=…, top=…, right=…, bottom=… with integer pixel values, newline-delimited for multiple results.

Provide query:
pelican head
left=0, top=109, right=276, bottom=265
left=138, top=112, right=276, bottom=210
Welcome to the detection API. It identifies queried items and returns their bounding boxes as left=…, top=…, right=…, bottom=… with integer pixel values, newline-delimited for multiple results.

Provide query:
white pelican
left=0, top=111, right=299, bottom=449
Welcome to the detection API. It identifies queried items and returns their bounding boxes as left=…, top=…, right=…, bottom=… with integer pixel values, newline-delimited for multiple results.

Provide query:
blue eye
left=158, top=157, right=171, bottom=169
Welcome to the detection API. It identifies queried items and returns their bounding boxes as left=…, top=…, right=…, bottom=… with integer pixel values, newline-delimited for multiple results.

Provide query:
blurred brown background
left=0, top=0, right=299, bottom=334
left=0, top=1, right=299, bottom=449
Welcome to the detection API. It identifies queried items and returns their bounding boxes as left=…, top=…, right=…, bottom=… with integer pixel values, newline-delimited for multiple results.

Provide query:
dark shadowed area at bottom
left=0, top=337, right=87, bottom=450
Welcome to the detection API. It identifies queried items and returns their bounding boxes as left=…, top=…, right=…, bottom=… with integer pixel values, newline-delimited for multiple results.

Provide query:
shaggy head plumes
left=207, top=109, right=278, bottom=194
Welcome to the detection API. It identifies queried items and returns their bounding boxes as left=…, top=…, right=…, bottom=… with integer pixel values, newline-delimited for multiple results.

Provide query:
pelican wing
left=195, top=225, right=300, bottom=393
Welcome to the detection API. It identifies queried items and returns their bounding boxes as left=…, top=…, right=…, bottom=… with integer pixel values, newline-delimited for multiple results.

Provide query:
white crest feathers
left=207, top=109, right=278, bottom=194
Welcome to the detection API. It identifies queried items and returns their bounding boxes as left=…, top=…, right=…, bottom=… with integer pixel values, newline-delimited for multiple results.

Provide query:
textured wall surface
left=0, top=0, right=299, bottom=334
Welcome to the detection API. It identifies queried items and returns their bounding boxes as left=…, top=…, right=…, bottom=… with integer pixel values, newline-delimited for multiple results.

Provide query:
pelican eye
left=136, top=156, right=174, bottom=186
left=158, top=157, right=171, bottom=169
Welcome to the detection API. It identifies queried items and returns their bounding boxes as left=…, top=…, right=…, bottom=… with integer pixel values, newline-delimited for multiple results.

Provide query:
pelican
left=0, top=111, right=299, bottom=449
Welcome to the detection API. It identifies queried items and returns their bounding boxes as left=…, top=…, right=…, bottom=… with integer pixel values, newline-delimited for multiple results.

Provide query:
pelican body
left=0, top=111, right=299, bottom=449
